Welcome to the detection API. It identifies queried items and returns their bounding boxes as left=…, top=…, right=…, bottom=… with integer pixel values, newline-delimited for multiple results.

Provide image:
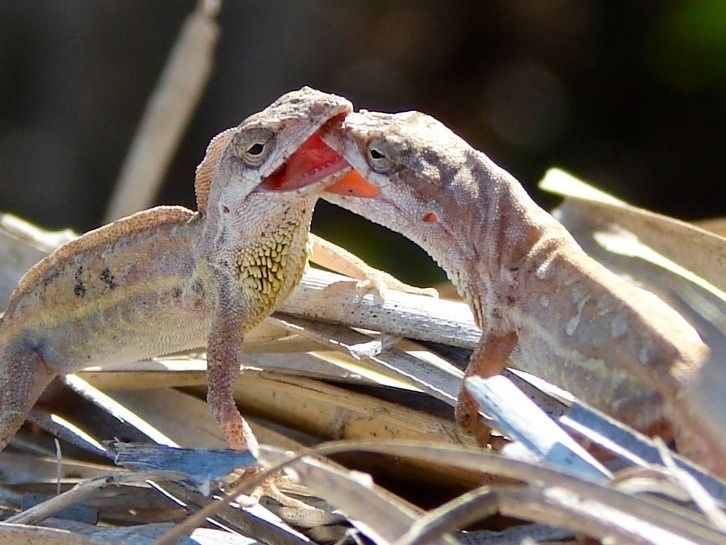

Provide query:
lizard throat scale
left=233, top=218, right=307, bottom=313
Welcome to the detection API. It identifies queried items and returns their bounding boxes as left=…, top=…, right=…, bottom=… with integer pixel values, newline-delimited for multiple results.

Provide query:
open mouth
left=259, top=132, right=379, bottom=197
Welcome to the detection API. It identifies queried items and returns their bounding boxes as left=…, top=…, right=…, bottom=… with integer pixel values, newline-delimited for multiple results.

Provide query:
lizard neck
left=196, top=193, right=318, bottom=325
left=417, top=151, right=557, bottom=331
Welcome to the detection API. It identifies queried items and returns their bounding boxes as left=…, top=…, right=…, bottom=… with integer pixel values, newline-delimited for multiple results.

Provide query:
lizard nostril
left=422, top=212, right=438, bottom=223
left=222, top=205, right=230, bottom=214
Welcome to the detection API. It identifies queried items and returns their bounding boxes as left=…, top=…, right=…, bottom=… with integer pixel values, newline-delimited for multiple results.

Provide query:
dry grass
left=0, top=2, right=724, bottom=543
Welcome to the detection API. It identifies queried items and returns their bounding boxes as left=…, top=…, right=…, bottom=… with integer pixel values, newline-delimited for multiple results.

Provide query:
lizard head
left=195, top=86, right=390, bottom=260
left=195, top=88, right=383, bottom=285
left=195, top=86, right=356, bottom=217
left=320, top=110, right=482, bottom=272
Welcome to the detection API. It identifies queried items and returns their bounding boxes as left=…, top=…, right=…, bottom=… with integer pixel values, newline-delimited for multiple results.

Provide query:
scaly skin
left=321, top=110, right=723, bottom=476
left=0, top=87, right=353, bottom=453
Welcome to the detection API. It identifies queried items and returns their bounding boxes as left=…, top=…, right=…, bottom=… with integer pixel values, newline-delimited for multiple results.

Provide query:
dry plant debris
left=0, top=171, right=724, bottom=544
left=0, top=2, right=724, bottom=542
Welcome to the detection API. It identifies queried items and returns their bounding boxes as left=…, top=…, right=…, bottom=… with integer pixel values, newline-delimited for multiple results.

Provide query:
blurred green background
left=0, top=1, right=723, bottom=285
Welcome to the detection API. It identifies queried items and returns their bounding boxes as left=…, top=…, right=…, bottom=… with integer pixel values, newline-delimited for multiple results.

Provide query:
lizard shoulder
left=7, top=206, right=196, bottom=310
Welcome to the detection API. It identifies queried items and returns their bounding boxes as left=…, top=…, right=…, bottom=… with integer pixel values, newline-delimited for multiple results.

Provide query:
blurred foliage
left=646, top=0, right=726, bottom=91
left=0, top=1, right=723, bottom=284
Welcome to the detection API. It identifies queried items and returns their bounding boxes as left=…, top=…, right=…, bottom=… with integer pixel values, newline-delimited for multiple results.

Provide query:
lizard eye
left=234, top=128, right=275, bottom=166
left=247, top=142, right=264, bottom=156
left=366, top=138, right=398, bottom=174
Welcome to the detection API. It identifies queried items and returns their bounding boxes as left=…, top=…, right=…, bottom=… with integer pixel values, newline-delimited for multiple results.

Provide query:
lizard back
left=1, top=206, right=211, bottom=371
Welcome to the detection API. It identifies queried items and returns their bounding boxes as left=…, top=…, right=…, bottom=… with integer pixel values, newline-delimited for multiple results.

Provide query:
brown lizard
left=317, top=110, right=723, bottom=476
left=0, top=87, right=373, bottom=455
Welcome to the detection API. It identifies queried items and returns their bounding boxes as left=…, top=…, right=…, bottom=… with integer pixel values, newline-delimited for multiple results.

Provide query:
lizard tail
left=0, top=343, right=56, bottom=451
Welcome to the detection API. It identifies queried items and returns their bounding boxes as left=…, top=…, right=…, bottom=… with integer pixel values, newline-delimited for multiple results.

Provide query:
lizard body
left=0, top=87, right=356, bottom=453
left=3, top=207, right=206, bottom=362
left=321, top=111, right=722, bottom=475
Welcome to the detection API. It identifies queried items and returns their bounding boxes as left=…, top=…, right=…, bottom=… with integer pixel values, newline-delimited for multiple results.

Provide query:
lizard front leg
left=308, top=234, right=438, bottom=298
left=455, top=331, right=518, bottom=445
left=207, top=293, right=320, bottom=509
left=206, top=299, right=259, bottom=454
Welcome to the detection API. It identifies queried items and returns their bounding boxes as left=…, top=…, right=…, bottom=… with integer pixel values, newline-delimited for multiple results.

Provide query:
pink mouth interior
left=260, top=133, right=380, bottom=197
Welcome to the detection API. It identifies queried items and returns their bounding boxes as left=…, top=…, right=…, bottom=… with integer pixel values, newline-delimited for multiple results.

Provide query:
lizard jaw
left=258, top=133, right=350, bottom=194
left=260, top=133, right=380, bottom=197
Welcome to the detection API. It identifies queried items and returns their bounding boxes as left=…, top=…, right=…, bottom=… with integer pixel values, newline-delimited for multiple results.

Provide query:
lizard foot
left=355, top=270, right=439, bottom=301
left=227, top=467, right=319, bottom=511
left=264, top=494, right=343, bottom=528
left=259, top=476, right=316, bottom=511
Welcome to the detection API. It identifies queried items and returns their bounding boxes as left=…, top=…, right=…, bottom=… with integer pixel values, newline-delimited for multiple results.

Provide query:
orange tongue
left=326, top=170, right=380, bottom=197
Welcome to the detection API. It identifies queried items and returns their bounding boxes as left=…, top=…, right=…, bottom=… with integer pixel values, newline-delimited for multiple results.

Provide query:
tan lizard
left=0, top=87, right=373, bottom=455
left=318, top=110, right=723, bottom=476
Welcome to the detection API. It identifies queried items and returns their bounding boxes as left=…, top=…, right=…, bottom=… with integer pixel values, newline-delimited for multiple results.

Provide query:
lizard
left=316, top=110, right=724, bottom=476
left=0, top=87, right=389, bottom=456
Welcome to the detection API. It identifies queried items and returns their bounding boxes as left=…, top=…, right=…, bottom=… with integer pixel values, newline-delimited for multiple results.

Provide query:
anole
left=318, top=110, right=723, bottom=476
left=0, top=87, right=382, bottom=454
